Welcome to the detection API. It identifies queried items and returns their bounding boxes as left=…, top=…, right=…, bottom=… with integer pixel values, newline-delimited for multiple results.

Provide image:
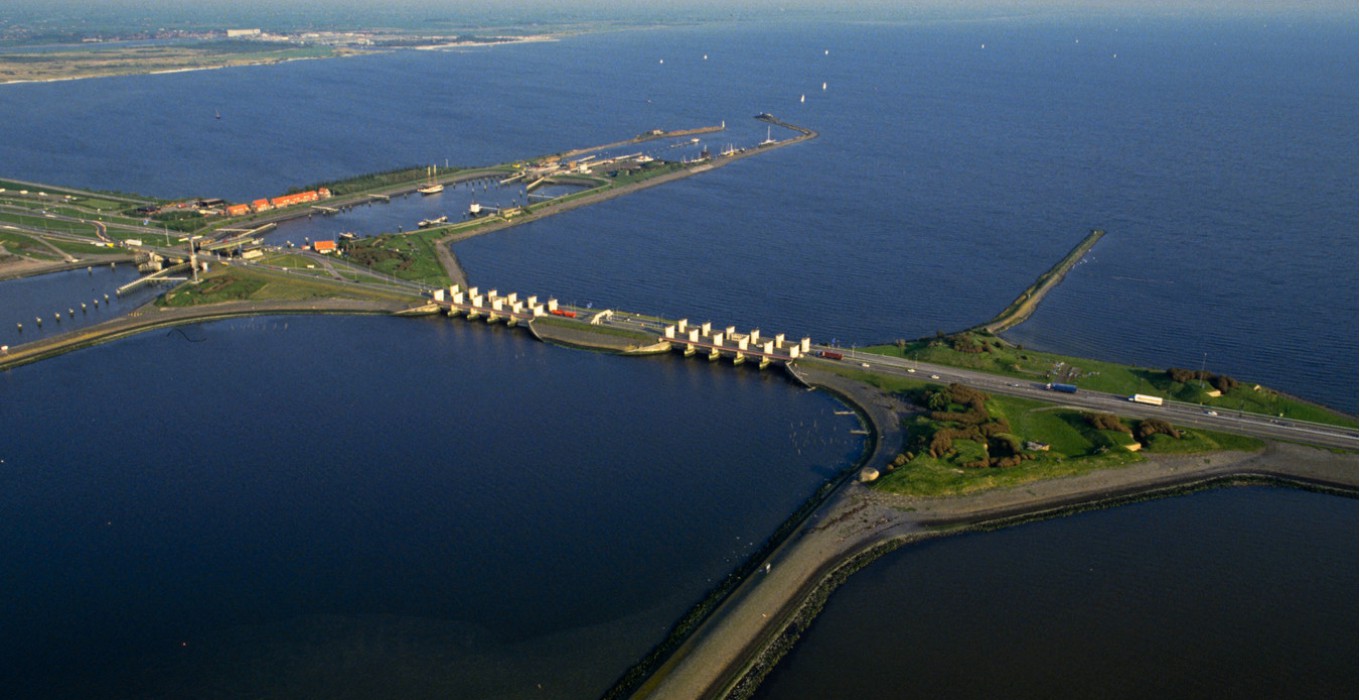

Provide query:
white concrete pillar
left=487, top=289, right=498, bottom=299
left=737, top=338, right=748, bottom=351
left=712, top=333, right=724, bottom=346
left=725, top=325, right=736, bottom=337
left=775, top=333, right=786, bottom=346
left=789, top=346, right=801, bottom=359
left=677, top=318, right=688, bottom=332
left=664, top=325, right=676, bottom=339
left=450, top=284, right=461, bottom=295
left=800, top=338, right=811, bottom=352
left=432, top=289, right=445, bottom=302
left=762, top=341, right=774, bottom=354
left=468, top=287, right=479, bottom=297
left=527, top=296, right=538, bottom=306
left=749, top=329, right=760, bottom=344
left=492, top=299, right=504, bottom=311
left=533, top=305, right=546, bottom=316
left=700, top=322, right=711, bottom=334
left=511, top=301, right=524, bottom=314
left=688, top=329, right=700, bottom=342
left=452, top=292, right=465, bottom=304
left=548, top=298, right=559, bottom=311
left=507, top=292, right=518, bottom=303
left=472, top=295, right=485, bottom=307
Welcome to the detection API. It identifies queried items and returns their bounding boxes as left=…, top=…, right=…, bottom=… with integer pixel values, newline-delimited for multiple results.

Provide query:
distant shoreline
left=0, top=34, right=556, bottom=86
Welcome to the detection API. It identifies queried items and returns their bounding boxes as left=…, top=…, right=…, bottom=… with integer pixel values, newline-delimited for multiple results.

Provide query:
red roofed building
left=313, top=240, right=337, bottom=254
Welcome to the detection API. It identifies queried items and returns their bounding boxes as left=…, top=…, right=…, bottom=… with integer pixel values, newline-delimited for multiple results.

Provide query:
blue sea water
left=1, top=18, right=1353, bottom=410
left=0, top=12, right=1356, bottom=699
left=754, top=487, right=1358, bottom=700
left=0, top=315, right=861, bottom=698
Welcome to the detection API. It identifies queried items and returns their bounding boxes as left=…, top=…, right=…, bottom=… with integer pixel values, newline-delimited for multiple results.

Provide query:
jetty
left=975, top=228, right=1105, bottom=334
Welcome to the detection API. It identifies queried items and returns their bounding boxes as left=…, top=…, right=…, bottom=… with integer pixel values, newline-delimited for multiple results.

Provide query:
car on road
left=1204, top=409, right=1218, bottom=416
left=906, top=368, right=916, bottom=373
left=860, top=362, right=871, bottom=368
left=930, top=374, right=940, bottom=380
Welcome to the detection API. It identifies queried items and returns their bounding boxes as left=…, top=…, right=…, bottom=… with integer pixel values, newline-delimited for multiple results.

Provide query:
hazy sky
left=11, top=0, right=1356, bottom=22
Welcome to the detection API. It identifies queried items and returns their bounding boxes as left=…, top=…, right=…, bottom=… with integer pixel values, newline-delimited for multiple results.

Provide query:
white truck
left=1129, top=393, right=1165, bottom=407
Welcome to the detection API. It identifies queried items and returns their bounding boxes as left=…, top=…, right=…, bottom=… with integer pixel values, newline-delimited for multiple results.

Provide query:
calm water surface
left=0, top=315, right=862, bottom=698
left=754, top=487, right=1358, bottom=700
left=0, top=12, right=1354, bottom=699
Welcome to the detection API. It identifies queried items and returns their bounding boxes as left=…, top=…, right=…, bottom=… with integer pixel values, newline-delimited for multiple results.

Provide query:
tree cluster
left=1086, top=412, right=1131, bottom=434
left=1134, top=418, right=1181, bottom=444
left=917, top=384, right=1033, bottom=468
left=1166, top=367, right=1239, bottom=394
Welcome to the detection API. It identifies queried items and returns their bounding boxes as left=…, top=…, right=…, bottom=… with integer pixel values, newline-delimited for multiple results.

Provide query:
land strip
left=974, top=227, right=1104, bottom=334
left=635, top=370, right=1356, bottom=700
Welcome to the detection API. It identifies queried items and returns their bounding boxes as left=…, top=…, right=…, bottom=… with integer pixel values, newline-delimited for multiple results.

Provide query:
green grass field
left=866, top=331, right=1354, bottom=428
left=865, top=378, right=1265, bottom=498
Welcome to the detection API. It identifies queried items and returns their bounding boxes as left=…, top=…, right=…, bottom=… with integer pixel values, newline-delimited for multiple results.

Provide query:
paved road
left=815, top=346, right=1358, bottom=450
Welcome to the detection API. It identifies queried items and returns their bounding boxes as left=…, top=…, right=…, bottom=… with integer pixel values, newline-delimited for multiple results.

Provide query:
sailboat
left=214, top=110, right=221, bottom=120
left=418, top=165, right=444, bottom=195
left=759, top=126, right=777, bottom=146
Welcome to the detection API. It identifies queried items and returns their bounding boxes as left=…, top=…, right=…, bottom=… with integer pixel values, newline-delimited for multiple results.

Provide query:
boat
left=417, top=165, right=444, bottom=195
left=337, top=232, right=357, bottom=240
left=468, top=200, right=483, bottom=216
left=759, top=126, right=777, bottom=146
left=417, top=215, right=448, bottom=228
left=214, top=110, right=221, bottom=120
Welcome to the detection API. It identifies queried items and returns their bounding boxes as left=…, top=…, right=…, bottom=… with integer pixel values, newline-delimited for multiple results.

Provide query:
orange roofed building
left=313, top=240, right=337, bottom=254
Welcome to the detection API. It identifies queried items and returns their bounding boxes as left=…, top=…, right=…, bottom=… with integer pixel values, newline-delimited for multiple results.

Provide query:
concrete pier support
left=548, top=298, right=559, bottom=312
left=700, top=321, right=712, bottom=335
left=677, top=319, right=688, bottom=332
left=684, top=343, right=696, bottom=357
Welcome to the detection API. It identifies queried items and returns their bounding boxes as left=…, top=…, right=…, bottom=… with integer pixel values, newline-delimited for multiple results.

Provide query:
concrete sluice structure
left=663, top=319, right=810, bottom=370
left=428, top=286, right=810, bottom=370
left=432, top=284, right=549, bottom=326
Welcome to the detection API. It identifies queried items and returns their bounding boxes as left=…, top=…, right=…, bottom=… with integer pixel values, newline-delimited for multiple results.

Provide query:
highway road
left=580, top=314, right=1356, bottom=450
left=811, top=345, right=1358, bottom=451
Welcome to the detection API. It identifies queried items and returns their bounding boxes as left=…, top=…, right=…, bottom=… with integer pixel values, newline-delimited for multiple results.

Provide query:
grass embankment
left=533, top=315, right=660, bottom=343
left=157, top=266, right=419, bottom=307
left=851, top=373, right=1264, bottom=499
left=866, top=331, right=1355, bottom=428
left=340, top=232, right=451, bottom=287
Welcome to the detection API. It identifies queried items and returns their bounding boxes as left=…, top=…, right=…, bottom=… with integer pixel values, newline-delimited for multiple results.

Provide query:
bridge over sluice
left=424, top=286, right=811, bottom=370
left=431, top=283, right=554, bottom=326
left=662, top=319, right=809, bottom=369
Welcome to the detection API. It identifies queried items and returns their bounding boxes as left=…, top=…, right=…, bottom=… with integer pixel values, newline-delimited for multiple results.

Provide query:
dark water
left=0, top=314, right=862, bottom=698
left=0, top=12, right=1355, bottom=699
left=0, top=263, right=160, bottom=347
left=754, top=487, right=1358, bottom=700
left=0, top=19, right=1352, bottom=408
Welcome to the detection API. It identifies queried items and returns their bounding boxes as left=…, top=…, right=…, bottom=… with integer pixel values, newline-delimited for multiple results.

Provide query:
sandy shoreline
left=634, top=370, right=1357, bottom=700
